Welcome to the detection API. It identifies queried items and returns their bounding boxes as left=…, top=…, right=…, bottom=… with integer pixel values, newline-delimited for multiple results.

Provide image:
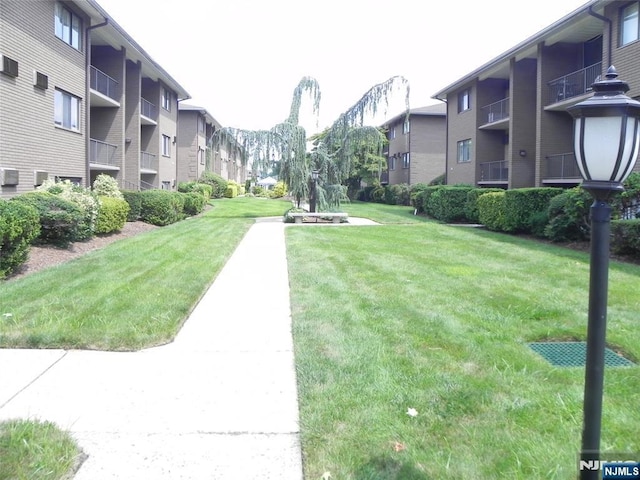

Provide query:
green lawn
left=286, top=219, right=640, bottom=479
left=1, top=197, right=638, bottom=479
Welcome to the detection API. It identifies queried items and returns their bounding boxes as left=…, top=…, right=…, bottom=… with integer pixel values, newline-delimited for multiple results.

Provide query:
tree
left=209, top=75, right=409, bottom=210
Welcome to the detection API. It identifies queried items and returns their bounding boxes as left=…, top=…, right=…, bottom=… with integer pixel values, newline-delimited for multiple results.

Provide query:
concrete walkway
left=0, top=219, right=302, bottom=479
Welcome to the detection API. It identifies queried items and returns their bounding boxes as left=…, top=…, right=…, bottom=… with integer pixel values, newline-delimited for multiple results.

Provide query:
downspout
left=587, top=5, right=612, bottom=67
left=85, top=17, right=109, bottom=188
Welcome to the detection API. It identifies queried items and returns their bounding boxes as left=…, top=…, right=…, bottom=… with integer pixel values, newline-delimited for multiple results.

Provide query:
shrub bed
left=139, top=190, right=184, bottom=226
left=95, top=196, right=130, bottom=234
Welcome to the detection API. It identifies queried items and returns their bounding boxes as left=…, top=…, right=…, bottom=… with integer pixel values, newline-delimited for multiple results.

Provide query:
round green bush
left=95, top=196, right=130, bottom=234
left=182, top=192, right=206, bottom=216
left=0, top=199, right=40, bottom=278
left=11, top=192, right=85, bottom=246
left=121, top=190, right=142, bottom=221
left=139, top=190, right=184, bottom=226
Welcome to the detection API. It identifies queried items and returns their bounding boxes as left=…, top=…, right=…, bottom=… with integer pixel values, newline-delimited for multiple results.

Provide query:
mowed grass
left=286, top=221, right=640, bottom=479
left=0, top=197, right=292, bottom=350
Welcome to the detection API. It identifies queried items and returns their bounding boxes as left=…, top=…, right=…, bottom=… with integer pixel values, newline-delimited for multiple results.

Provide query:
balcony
left=140, top=151, right=157, bottom=173
left=480, top=98, right=509, bottom=129
left=90, top=66, right=119, bottom=107
left=542, top=153, right=581, bottom=184
left=89, top=139, right=119, bottom=170
left=140, top=98, right=157, bottom=125
left=546, top=62, right=602, bottom=106
left=479, top=160, right=508, bottom=184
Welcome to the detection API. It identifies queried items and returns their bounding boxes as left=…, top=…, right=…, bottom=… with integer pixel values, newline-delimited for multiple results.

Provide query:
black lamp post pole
left=580, top=193, right=613, bottom=480
left=310, top=171, right=318, bottom=213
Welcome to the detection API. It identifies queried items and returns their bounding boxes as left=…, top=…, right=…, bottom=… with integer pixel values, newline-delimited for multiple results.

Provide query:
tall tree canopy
left=209, top=75, right=409, bottom=210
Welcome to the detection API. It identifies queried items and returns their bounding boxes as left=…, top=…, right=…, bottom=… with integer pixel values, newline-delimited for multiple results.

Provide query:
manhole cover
left=528, top=342, right=635, bottom=367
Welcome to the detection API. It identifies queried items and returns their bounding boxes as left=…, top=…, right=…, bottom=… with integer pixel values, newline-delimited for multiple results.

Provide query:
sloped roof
left=431, top=0, right=604, bottom=99
left=179, top=103, right=222, bottom=128
left=381, top=102, right=446, bottom=127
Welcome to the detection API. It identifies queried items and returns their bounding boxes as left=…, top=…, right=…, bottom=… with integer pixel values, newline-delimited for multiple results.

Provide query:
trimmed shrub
left=225, top=184, right=238, bottom=198
left=544, top=187, right=592, bottom=242
left=121, top=190, right=142, bottom=221
left=478, top=191, right=507, bottom=231
left=271, top=181, right=287, bottom=198
left=178, top=181, right=212, bottom=201
left=410, top=183, right=431, bottom=212
left=139, top=190, right=184, bottom=226
left=177, top=181, right=198, bottom=193
left=0, top=199, right=40, bottom=278
left=425, top=185, right=475, bottom=222
left=11, top=191, right=84, bottom=245
left=502, top=187, right=563, bottom=233
left=369, top=186, right=386, bottom=203
left=384, top=184, right=411, bottom=206
left=92, top=174, right=124, bottom=199
left=182, top=192, right=207, bottom=216
left=95, top=196, right=130, bottom=234
left=428, top=173, right=446, bottom=186
left=199, top=171, right=227, bottom=198
left=611, top=219, right=640, bottom=258
left=465, top=188, right=504, bottom=223
left=37, top=179, right=99, bottom=240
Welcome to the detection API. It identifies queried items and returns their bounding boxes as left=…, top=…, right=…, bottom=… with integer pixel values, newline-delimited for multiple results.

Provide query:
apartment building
left=381, top=103, right=446, bottom=186
left=432, top=0, right=640, bottom=189
left=0, top=0, right=190, bottom=198
left=177, top=104, right=220, bottom=183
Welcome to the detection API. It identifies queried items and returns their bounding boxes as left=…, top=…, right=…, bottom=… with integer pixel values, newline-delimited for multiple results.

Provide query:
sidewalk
left=0, top=219, right=302, bottom=479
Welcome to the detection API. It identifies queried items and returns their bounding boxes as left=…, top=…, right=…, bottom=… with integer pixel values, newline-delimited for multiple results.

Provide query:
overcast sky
left=96, top=0, right=589, bottom=134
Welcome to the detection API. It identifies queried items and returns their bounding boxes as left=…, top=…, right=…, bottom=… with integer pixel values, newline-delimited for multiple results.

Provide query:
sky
left=96, top=0, right=590, bottom=134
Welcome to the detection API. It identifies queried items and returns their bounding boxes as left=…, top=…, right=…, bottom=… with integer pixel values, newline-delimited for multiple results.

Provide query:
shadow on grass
left=354, top=455, right=429, bottom=479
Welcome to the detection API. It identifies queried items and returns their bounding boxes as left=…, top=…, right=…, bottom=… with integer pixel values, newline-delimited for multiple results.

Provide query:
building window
left=389, top=156, right=396, bottom=170
left=55, top=3, right=82, bottom=50
left=54, top=89, right=80, bottom=131
left=458, top=89, right=470, bottom=112
left=198, top=147, right=205, bottom=165
left=389, top=126, right=396, bottom=140
left=621, top=2, right=639, bottom=46
left=403, top=119, right=410, bottom=134
left=161, top=87, right=171, bottom=111
left=402, top=152, right=410, bottom=169
left=162, top=135, right=171, bottom=156
left=198, top=116, right=205, bottom=133
left=457, top=139, right=472, bottom=163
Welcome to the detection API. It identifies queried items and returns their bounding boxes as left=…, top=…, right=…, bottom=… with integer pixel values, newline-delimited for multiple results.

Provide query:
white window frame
left=389, top=156, right=396, bottom=170
left=403, top=119, right=410, bottom=134
left=458, top=89, right=470, bottom=112
left=162, top=135, right=171, bottom=157
left=55, top=3, right=82, bottom=50
left=621, top=2, right=639, bottom=46
left=161, top=87, right=171, bottom=111
left=457, top=139, right=472, bottom=163
left=390, top=126, right=396, bottom=140
left=54, top=89, right=80, bottom=131
left=402, top=152, right=410, bottom=169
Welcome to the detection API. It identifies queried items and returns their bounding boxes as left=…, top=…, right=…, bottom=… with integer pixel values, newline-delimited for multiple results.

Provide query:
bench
left=289, top=212, right=348, bottom=224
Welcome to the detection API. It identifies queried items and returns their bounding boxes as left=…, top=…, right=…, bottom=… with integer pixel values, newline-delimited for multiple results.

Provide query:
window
left=198, top=147, right=205, bottom=165
left=457, top=139, right=472, bottom=163
left=390, top=126, right=396, bottom=140
left=402, top=153, right=410, bottom=169
left=162, top=135, right=171, bottom=156
left=403, top=119, right=410, bottom=134
left=621, top=2, right=639, bottom=46
left=458, top=89, right=470, bottom=112
left=389, top=155, right=396, bottom=170
left=198, top=116, right=205, bottom=133
left=54, top=89, right=80, bottom=131
left=55, top=3, right=82, bottom=50
left=161, top=87, right=171, bottom=111
left=1, top=55, right=18, bottom=77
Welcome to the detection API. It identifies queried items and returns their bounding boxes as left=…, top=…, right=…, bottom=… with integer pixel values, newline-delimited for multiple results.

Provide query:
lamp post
left=568, top=66, right=640, bottom=479
left=310, top=169, right=319, bottom=213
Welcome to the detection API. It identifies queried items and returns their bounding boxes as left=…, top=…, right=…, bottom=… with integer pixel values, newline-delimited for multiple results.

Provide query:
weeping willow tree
left=209, top=75, right=409, bottom=210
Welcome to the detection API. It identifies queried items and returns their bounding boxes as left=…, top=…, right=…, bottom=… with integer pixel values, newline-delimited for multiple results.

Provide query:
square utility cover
left=528, top=342, right=635, bottom=367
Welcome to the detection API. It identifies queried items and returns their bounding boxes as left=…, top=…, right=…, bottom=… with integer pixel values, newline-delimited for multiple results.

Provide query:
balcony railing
left=89, top=138, right=117, bottom=166
left=140, top=151, right=157, bottom=170
left=140, top=98, right=157, bottom=121
left=480, top=98, right=509, bottom=125
left=479, top=160, right=508, bottom=182
left=545, top=152, right=581, bottom=179
left=90, top=66, right=118, bottom=100
left=547, top=62, right=602, bottom=105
